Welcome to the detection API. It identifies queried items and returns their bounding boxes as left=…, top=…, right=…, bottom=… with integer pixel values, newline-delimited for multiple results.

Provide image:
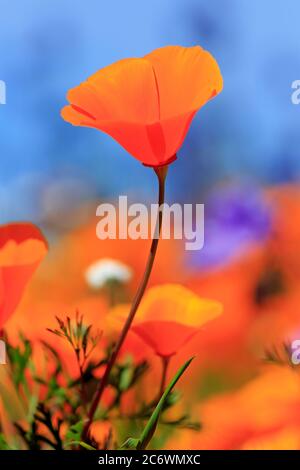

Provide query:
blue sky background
left=0, top=0, right=300, bottom=224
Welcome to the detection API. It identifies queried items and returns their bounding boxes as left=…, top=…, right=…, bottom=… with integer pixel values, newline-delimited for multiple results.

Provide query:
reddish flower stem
left=158, top=356, right=171, bottom=398
left=82, top=165, right=168, bottom=441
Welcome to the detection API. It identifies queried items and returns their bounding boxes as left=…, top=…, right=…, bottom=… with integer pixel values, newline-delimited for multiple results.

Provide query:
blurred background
left=0, top=0, right=299, bottom=227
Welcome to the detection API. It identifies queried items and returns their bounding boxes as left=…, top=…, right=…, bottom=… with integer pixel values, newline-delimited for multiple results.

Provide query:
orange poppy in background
left=61, top=45, right=223, bottom=166
left=166, top=365, right=300, bottom=450
left=0, top=223, right=48, bottom=329
left=6, top=217, right=185, bottom=345
left=112, top=284, right=222, bottom=358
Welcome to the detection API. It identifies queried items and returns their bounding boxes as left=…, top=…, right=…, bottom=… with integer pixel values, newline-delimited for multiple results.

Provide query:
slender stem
left=82, top=165, right=168, bottom=441
left=158, top=356, right=170, bottom=398
left=77, top=355, right=88, bottom=412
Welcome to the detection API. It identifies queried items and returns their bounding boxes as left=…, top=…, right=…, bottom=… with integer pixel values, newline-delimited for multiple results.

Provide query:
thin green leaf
left=121, top=356, right=194, bottom=450
left=139, top=357, right=194, bottom=449
left=64, top=440, right=96, bottom=450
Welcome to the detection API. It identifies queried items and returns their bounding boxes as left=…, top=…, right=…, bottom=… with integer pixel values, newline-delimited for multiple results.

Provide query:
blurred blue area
left=0, top=0, right=300, bottom=224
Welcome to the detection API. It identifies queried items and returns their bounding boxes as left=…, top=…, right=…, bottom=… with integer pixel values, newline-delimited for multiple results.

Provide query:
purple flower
left=189, top=184, right=273, bottom=271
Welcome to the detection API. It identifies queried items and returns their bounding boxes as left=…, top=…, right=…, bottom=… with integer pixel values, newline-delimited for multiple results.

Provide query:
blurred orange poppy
left=189, top=366, right=300, bottom=450
left=240, top=426, right=300, bottom=450
left=5, top=217, right=185, bottom=378
left=112, top=284, right=222, bottom=358
left=0, top=223, right=48, bottom=329
left=61, top=45, right=222, bottom=167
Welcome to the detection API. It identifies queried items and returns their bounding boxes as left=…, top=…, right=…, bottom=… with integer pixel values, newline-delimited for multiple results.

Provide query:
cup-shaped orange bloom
left=61, top=46, right=223, bottom=167
left=112, top=284, right=222, bottom=358
left=0, top=223, right=48, bottom=329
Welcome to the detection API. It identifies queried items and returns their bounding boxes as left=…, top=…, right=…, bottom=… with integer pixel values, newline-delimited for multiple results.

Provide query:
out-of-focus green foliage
left=0, top=315, right=195, bottom=450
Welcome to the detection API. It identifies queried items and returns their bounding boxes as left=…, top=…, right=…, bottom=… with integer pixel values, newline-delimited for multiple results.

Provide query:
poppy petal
left=0, top=223, right=48, bottom=328
left=132, top=320, right=199, bottom=357
left=145, top=45, right=223, bottom=119
left=62, top=58, right=159, bottom=124
left=111, top=284, right=222, bottom=357
left=136, top=284, right=223, bottom=327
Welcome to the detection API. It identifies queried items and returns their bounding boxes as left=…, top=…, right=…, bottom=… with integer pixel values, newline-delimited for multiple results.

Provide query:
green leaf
left=121, top=356, right=194, bottom=451
left=121, top=438, right=140, bottom=450
left=64, top=440, right=96, bottom=450
left=119, top=366, right=134, bottom=391
left=7, top=335, right=32, bottom=386
left=0, top=433, right=11, bottom=450
left=65, top=420, right=84, bottom=443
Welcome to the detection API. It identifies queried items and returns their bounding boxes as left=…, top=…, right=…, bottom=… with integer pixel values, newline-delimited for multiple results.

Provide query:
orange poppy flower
left=0, top=223, right=48, bottom=329
left=61, top=45, right=223, bottom=166
left=112, top=284, right=222, bottom=358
